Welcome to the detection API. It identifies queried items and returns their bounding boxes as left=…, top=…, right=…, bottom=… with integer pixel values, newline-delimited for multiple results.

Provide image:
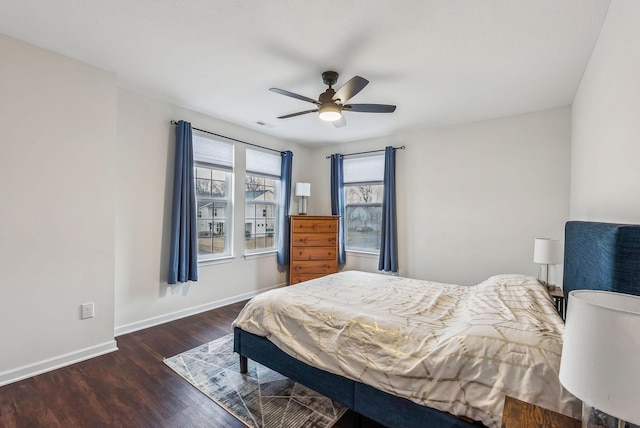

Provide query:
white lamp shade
left=559, top=290, right=640, bottom=424
left=533, top=238, right=562, bottom=264
left=295, top=182, right=311, bottom=197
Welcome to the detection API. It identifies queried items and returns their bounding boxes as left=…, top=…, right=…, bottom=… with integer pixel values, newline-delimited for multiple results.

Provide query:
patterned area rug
left=164, top=334, right=347, bottom=428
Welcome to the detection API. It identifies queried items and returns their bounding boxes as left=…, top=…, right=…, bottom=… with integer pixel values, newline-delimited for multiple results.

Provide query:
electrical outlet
left=81, top=302, right=95, bottom=319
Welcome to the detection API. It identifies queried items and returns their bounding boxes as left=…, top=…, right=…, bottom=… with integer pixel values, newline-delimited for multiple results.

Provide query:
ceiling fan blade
left=277, top=109, right=318, bottom=119
left=333, top=76, right=369, bottom=103
left=269, top=88, right=320, bottom=105
left=332, top=116, right=347, bottom=128
left=343, top=104, right=396, bottom=113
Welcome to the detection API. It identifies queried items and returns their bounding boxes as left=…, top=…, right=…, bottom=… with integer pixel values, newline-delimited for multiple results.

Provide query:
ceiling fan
left=269, top=71, right=396, bottom=128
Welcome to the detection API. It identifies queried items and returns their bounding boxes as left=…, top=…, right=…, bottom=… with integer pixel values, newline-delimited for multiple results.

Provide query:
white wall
left=115, top=89, right=312, bottom=334
left=311, top=108, right=571, bottom=285
left=0, top=33, right=312, bottom=384
left=571, top=0, right=640, bottom=223
left=0, top=34, right=117, bottom=384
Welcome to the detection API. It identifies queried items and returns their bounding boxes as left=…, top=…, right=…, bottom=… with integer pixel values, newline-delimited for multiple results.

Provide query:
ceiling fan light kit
left=319, top=103, right=341, bottom=121
left=270, top=71, right=396, bottom=128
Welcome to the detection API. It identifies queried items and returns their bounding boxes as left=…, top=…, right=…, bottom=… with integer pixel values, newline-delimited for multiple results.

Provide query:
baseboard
left=0, top=286, right=282, bottom=388
left=0, top=340, right=118, bottom=387
left=114, top=283, right=284, bottom=337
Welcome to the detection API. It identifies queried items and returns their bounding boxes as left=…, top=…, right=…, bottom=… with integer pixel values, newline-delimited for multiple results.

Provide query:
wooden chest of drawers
left=289, top=215, right=339, bottom=285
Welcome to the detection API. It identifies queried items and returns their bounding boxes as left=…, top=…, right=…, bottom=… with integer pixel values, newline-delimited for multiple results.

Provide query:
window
left=343, top=154, right=384, bottom=252
left=193, top=132, right=233, bottom=260
left=245, top=148, right=281, bottom=253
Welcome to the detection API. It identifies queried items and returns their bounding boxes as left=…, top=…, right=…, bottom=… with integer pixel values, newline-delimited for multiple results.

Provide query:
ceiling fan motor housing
left=319, top=89, right=338, bottom=105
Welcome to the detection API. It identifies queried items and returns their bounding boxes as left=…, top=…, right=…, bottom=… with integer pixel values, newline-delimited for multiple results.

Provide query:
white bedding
left=232, top=271, right=580, bottom=427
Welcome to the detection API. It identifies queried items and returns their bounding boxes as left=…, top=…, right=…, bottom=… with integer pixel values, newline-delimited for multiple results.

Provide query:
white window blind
left=193, top=132, right=234, bottom=170
left=343, top=153, right=384, bottom=184
left=246, top=148, right=281, bottom=178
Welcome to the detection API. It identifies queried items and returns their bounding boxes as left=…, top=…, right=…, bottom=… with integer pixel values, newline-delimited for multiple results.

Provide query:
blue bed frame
left=234, top=221, right=640, bottom=428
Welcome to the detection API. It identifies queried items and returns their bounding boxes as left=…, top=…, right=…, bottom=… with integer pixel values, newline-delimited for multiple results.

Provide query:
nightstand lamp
left=533, top=238, right=562, bottom=290
left=295, top=182, right=310, bottom=215
left=559, top=290, right=640, bottom=428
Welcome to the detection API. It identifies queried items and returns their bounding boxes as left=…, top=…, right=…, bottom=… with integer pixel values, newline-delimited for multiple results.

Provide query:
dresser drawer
left=291, top=219, right=337, bottom=234
left=291, top=233, right=337, bottom=247
left=291, top=260, right=337, bottom=274
left=290, top=247, right=336, bottom=261
left=290, top=273, right=332, bottom=284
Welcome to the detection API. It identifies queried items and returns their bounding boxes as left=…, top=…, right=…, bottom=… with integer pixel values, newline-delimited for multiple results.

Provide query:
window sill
left=346, top=250, right=379, bottom=259
left=244, top=250, right=277, bottom=260
left=198, top=255, right=235, bottom=266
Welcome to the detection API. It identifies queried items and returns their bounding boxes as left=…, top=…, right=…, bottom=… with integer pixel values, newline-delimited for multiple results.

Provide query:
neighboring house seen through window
left=343, top=154, right=384, bottom=253
left=193, top=132, right=233, bottom=261
left=245, top=148, right=281, bottom=253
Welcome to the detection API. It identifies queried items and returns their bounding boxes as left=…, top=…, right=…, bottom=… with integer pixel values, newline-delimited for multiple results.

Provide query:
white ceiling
left=0, top=0, right=610, bottom=145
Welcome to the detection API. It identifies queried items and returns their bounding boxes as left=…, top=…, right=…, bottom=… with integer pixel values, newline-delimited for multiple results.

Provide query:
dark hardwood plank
left=501, top=396, right=581, bottom=428
left=0, top=300, right=383, bottom=428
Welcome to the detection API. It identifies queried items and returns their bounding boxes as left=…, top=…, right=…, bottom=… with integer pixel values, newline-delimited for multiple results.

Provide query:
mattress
left=232, top=270, right=580, bottom=427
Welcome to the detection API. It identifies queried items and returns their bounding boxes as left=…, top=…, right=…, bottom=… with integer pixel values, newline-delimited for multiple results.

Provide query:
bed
left=233, top=221, right=640, bottom=427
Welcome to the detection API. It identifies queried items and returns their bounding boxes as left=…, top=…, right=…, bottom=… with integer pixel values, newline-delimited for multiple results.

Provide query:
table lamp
left=533, top=238, right=562, bottom=290
left=295, top=182, right=310, bottom=215
left=559, top=290, right=640, bottom=428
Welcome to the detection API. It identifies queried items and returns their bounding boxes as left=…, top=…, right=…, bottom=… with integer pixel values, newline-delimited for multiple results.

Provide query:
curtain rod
left=170, top=120, right=284, bottom=154
left=324, top=146, right=406, bottom=159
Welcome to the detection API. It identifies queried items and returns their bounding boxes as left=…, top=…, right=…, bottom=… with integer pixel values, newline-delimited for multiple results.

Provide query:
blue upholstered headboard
left=563, top=221, right=640, bottom=302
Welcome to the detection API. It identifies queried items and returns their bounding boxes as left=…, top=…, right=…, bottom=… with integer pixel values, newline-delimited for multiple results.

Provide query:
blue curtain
left=168, top=120, right=198, bottom=284
left=330, top=154, right=346, bottom=265
left=277, top=150, right=293, bottom=265
left=378, top=146, right=398, bottom=272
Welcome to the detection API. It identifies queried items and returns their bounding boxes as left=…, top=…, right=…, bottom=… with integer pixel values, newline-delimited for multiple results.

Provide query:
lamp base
left=537, top=264, right=557, bottom=291
left=298, top=197, right=308, bottom=215
left=537, top=280, right=556, bottom=292
left=582, top=403, right=631, bottom=428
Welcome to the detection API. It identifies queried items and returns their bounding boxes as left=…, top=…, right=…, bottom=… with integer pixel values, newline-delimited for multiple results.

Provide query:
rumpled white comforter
left=232, top=271, right=580, bottom=427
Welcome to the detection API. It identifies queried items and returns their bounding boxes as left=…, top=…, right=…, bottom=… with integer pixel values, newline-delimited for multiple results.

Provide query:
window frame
left=344, top=181, right=383, bottom=254
left=244, top=147, right=282, bottom=255
left=193, top=132, right=234, bottom=262
left=244, top=172, right=280, bottom=255
left=343, top=153, right=385, bottom=254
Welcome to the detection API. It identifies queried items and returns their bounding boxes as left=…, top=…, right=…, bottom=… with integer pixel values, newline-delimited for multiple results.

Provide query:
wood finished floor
left=0, top=300, right=384, bottom=428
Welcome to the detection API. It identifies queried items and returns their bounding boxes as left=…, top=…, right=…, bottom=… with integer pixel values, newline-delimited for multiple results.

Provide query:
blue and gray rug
left=165, top=334, right=346, bottom=428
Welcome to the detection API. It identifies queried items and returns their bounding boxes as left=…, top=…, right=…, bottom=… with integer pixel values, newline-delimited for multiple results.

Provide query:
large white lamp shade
left=559, top=290, right=640, bottom=425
